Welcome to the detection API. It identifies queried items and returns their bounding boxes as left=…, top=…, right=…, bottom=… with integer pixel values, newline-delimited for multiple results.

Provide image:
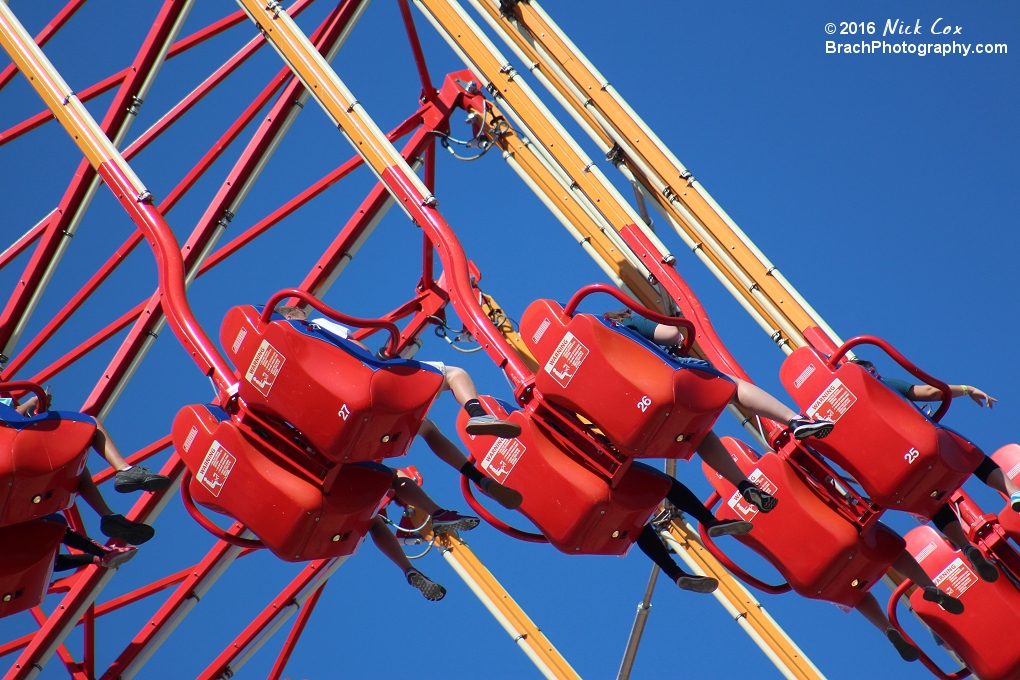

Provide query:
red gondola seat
left=173, top=404, right=393, bottom=561
left=780, top=346, right=984, bottom=518
left=703, top=437, right=903, bottom=608
left=519, top=299, right=734, bottom=460
left=903, top=526, right=1020, bottom=680
left=0, top=404, right=95, bottom=528
left=0, top=517, right=64, bottom=619
left=456, top=396, right=672, bottom=555
left=220, top=305, right=445, bottom=464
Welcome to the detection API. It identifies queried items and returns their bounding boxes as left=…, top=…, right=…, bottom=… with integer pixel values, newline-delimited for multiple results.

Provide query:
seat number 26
left=637, top=396, right=652, bottom=412
left=904, top=447, right=920, bottom=465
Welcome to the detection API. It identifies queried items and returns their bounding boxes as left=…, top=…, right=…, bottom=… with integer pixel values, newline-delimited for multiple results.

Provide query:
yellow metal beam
left=463, top=0, right=846, bottom=352
left=662, top=519, right=827, bottom=680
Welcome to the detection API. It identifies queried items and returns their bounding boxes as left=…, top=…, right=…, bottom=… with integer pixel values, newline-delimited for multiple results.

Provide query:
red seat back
left=173, top=404, right=393, bottom=561
left=220, top=306, right=444, bottom=464
left=991, top=444, right=1020, bottom=543
left=519, top=300, right=734, bottom=460
left=0, top=410, right=94, bottom=528
left=780, top=347, right=984, bottom=518
left=0, top=518, right=64, bottom=619
left=456, top=396, right=672, bottom=555
left=703, top=437, right=903, bottom=608
left=905, top=526, right=1020, bottom=680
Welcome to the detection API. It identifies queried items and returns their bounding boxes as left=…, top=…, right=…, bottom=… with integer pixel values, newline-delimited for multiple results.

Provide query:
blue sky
left=0, top=1, right=1017, bottom=678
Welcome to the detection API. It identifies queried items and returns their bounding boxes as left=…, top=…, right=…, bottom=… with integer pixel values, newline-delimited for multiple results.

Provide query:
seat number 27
left=637, top=396, right=652, bottom=412
left=904, top=448, right=920, bottom=465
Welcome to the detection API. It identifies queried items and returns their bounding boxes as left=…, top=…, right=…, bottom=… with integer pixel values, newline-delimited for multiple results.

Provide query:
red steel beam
left=0, top=215, right=49, bottom=273
left=266, top=582, right=326, bottom=680
left=0, top=0, right=194, bottom=359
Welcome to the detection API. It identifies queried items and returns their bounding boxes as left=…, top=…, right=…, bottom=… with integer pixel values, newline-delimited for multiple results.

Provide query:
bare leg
left=939, top=519, right=972, bottom=552
left=892, top=551, right=937, bottom=590
left=854, top=592, right=893, bottom=632
left=418, top=419, right=469, bottom=471
left=985, top=468, right=1020, bottom=497
left=392, top=470, right=441, bottom=515
left=77, top=469, right=114, bottom=517
left=697, top=430, right=750, bottom=487
left=727, top=376, right=798, bottom=423
left=442, top=366, right=479, bottom=407
left=93, top=422, right=129, bottom=470
left=368, top=516, right=413, bottom=574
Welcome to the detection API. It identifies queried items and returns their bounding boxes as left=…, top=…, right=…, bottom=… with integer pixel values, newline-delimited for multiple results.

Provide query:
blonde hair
left=275, top=305, right=306, bottom=320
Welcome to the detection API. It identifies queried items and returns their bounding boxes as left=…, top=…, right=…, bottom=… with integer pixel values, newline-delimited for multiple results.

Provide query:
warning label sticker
left=793, top=363, right=816, bottom=389
left=806, top=378, right=858, bottom=423
left=231, top=327, right=247, bottom=355
left=543, top=332, right=589, bottom=388
left=480, top=437, right=526, bottom=483
left=245, top=339, right=285, bottom=397
left=1006, top=459, right=1020, bottom=482
left=727, top=490, right=758, bottom=522
left=933, top=557, right=978, bottom=599
left=196, top=440, right=236, bottom=498
left=748, top=468, right=779, bottom=496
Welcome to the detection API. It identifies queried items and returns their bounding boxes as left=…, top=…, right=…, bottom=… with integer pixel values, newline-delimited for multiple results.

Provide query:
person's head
left=275, top=305, right=307, bottom=321
left=603, top=309, right=633, bottom=322
left=849, top=357, right=877, bottom=375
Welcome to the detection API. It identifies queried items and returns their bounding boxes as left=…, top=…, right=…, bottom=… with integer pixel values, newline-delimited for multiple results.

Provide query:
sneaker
left=430, top=509, right=480, bottom=534
left=675, top=574, right=718, bottom=593
left=479, top=478, right=523, bottom=510
left=886, top=628, right=920, bottom=662
left=741, top=485, right=778, bottom=513
left=100, top=514, right=155, bottom=545
left=922, top=586, right=964, bottom=615
left=1011, top=491, right=1020, bottom=513
left=789, top=416, right=834, bottom=440
left=465, top=414, right=521, bottom=438
left=406, top=568, right=446, bottom=601
left=114, top=466, right=172, bottom=493
left=96, top=546, right=137, bottom=569
left=706, top=519, right=753, bottom=538
left=964, top=545, right=999, bottom=583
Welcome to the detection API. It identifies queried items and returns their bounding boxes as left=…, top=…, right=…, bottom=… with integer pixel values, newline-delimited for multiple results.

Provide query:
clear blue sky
left=1, top=1, right=1017, bottom=678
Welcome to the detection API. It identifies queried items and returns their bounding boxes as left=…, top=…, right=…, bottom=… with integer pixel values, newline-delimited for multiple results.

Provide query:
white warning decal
left=532, top=317, right=551, bottom=344
left=806, top=377, right=858, bottom=423
left=933, top=557, right=978, bottom=599
left=1006, top=459, right=1020, bottom=482
left=727, top=490, right=758, bottom=521
left=245, top=339, right=286, bottom=397
left=543, top=331, right=589, bottom=388
left=481, top=437, right=526, bottom=483
left=793, top=363, right=816, bottom=389
left=915, top=541, right=938, bottom=564
left=196, top=440, right=236, bottom=498
left=183, top=426, right=198, bottom=453
left=231, top=327, right=247, bottom=355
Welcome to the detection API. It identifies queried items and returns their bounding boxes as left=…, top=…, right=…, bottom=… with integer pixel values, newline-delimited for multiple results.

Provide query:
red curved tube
left=563, top=283, right=696, bottom=356
left=459, top=473, right=548, bottom=543
left=179, top=470, right=265, bottom=550
left=260, top=288, right=402, bottom=358
left=827, top=335, right=953, bottom=422
left=887, top=580, right=972, bottom=679
left=0, top=380, right=49, bottom=412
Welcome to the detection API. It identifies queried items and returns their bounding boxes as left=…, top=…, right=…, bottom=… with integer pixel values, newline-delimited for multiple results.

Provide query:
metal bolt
left=332, top=534, right=341, bottom=542
left=600, top=510, right=605, bottom=514
left=930, top=491, right=939, bottom=498
left=31, top=495, right=41, bottom=504
left=611, top=531, right=620, bottom=538
left=851, top=579, right=860, bottom=587
left=675, top=434, right=684, bottom=442
left=381, top=435, right=391, bottom=443
left=2, top=594, right=10, bottom=602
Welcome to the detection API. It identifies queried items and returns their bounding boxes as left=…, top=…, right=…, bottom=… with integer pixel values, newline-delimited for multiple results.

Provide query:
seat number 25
left=904, top=448, right=920, bottom=465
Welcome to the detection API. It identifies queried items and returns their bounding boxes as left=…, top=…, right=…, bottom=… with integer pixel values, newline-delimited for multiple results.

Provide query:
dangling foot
left=740, top=484, right=778, bottom=512
left=100, top=514, right=155, bottom=545
left=788, top=416, right=834, bottom=440
left=922, top=586, right=964, bottom=615
left=114, top=466, right=172, bottom=493
left=465, top=415, right=521, bottom=438
left=675, top=573, right=719, bottom=593
left=430, top=509, right=480, bottom=534
left=479, top=478, right=523, bottom=509
left=95, top=545, right=137, bottom=569
left=406, top=568, right=446, bottom=601
left=964, top=545, right=999, bottom=583
left=706, top=519, right=753, bottom=538
left=886, top=628, right=920, bottom=662
left=1010, top=491, right=1020, bottom=513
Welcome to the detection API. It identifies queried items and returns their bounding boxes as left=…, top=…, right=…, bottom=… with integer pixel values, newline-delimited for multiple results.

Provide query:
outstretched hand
left=967, top=386, right=996, bottom=409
